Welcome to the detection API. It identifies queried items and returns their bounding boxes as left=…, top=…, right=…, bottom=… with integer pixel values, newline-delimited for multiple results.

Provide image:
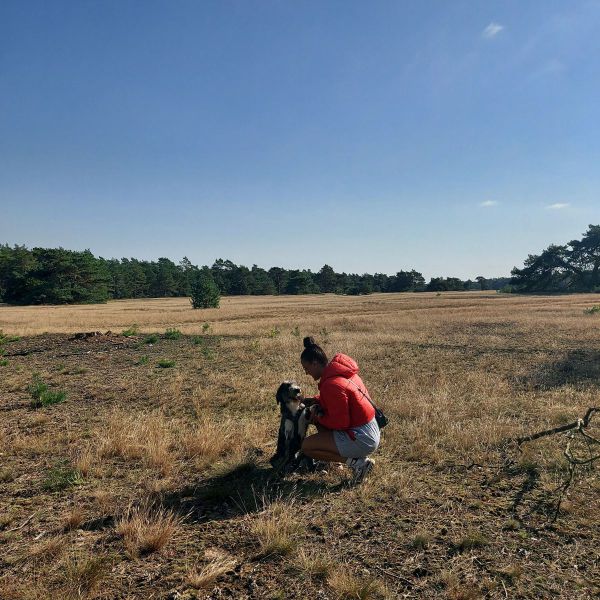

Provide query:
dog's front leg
left=270, top=418, right=288, bottom=467
left=297, top=409, right=309, bottom=440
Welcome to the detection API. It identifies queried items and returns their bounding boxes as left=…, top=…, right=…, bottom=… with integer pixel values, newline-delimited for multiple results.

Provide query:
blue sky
left=1, top=1, right=599, bottom=279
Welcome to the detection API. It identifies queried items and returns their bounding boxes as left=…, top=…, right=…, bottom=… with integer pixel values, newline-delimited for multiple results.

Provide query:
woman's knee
left=301, top=435, right=315, bottom=453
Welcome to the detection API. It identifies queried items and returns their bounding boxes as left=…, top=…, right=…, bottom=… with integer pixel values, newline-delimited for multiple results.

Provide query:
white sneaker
left=347, top=457, right=375, bottom=482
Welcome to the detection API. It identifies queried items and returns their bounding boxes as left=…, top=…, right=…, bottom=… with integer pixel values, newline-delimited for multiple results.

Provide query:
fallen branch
left=6, top=513, right=35, bottom=532
left=515, top=407, right=599, bottom=524
left=516, top=407, right=598, bottom=446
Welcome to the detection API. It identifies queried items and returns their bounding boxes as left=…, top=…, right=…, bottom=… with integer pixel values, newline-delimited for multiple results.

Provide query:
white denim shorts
left=333, top=418, right=380, bottom=459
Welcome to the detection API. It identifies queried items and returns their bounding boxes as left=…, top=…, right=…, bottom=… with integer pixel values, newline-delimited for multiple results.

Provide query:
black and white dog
left=269, top=381, right=313, bottom=470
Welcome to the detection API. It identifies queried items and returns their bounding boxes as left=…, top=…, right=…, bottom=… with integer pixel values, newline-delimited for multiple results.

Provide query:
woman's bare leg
left=301, top=429, right=345, bottom=463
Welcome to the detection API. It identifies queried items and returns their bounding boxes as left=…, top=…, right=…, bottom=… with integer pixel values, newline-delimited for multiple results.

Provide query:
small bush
left=291, top=326, right=300, bottom=337
left=192, top=336, right=204, bottom=346
left=157, top=359, right=176, bottom=369
left=190, top=270, right=220, bottom=309
left=164, top=328, right=182, bottom=340
left=144, top=333, right=159, bottom=344
left=268, top=327, right=281, bottom=338
left=138, top=355, right=150, bottom=366
left=122, top=324, right=139, bottom=337
left=202, top=322, right=211, bottom=333
left=28, top=375, right=67, bottom=408
left=0, top=359, right=8, bottom=367
left=584, top=305, right=600, bottom=314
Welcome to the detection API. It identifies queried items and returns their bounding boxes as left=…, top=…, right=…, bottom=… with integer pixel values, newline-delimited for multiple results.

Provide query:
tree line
left=510, top=224, right=600, bottom=293
left=0, top=244, right=510, bottom=305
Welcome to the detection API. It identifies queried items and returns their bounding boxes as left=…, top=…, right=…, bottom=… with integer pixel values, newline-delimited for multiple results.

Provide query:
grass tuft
left=164, top=328, right=182, bottom=340
left=116, top=504, right=180, bottom=557
left=121, top=324, right=139, bottom=337
left=62, top=507, right=86, bottom=530
left=157, top=359, right=176, bottom=368
left=410, top=532, right=432, bottom=550
left=327, top=568, right=387, bottom=599
left=187, top=548, right=237, bottom=590
left=252, top=501, right=304, bottom=558
left=452, top=530, right=489, bottom=553
left=42, top=463, right=83, bottom=492
left=62, top=552, right=109, bottom=597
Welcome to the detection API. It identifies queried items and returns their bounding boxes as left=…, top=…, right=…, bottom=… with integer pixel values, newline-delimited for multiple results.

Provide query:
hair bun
left=303, top=336, right=317, bottom=349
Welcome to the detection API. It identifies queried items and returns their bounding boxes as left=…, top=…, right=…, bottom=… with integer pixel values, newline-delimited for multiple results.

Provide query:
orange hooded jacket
left=314, top=353, right=375, bottom=434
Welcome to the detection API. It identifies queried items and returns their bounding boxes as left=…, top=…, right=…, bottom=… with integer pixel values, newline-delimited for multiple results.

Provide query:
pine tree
left=190, top=269, right=220, bottom=309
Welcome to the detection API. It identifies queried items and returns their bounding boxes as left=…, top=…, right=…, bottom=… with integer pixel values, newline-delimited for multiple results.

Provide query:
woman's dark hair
left=300, top=336, right=328, bottom=366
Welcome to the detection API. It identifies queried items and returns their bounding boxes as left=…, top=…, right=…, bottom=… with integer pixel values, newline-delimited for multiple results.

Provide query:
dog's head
left=276, top=381, right=302, bottom=413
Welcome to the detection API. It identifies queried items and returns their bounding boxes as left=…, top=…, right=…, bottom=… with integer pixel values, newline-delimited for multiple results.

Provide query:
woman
left=299, top=336, right=379, bottom=481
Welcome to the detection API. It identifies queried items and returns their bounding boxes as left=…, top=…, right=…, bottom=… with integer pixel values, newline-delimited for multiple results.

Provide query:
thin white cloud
left=480, top=200, right=498, bottom=207
left=545, top=203, right=570, bottom=210
left=533, top=59, right=566, bottom=78
left=482, top=22, right=504, bottom=39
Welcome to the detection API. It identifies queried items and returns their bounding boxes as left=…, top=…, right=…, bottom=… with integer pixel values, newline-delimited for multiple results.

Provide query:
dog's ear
left=276, top=383, right=286, bottom=404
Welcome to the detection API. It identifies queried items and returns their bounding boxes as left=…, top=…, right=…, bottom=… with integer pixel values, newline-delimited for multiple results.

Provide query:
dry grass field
left=0, top=292, right=599, bottom=599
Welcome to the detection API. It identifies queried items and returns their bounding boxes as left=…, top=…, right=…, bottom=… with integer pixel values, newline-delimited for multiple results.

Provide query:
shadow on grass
left=159, top=457, right=346, bottom=524
left=527, top=349, right=600, bottom=390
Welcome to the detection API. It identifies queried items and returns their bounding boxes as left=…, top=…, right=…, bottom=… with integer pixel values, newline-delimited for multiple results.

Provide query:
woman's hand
left=308, top=404, right=324, bottom=423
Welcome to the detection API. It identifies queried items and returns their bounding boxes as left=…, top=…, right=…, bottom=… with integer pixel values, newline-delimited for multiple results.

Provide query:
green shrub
left=122, top=324, right=139, bottom=337
left=28, top=375, right=67, bottom=408
left=202, top=322, right=211, bottom=333
left=157, top=359, right=176, bottom=369
left=137, top=355, right=149, bottom=366
left=144, top=334, right=159, bottom=344
left=584, top=305, right=600, bottom=314
left=291, top=326, right=300, bottom=337
left=0, top=359, right=8, bottom=367
left=0, top=330, right=20, bottom=344
left=192, top=336, right=204, bottom=346
left=190, top=270, right=220, bottom=309
left=164, top=328, right=182, bottom=340
left=268, top=327, right=281, bottom=338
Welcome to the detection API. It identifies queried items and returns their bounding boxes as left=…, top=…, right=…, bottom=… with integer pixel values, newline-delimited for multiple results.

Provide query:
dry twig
left=516, top=407, right=599, bottom=523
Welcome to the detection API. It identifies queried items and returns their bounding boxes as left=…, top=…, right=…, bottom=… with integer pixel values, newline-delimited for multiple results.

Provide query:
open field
left=0, top=292, right=599, bottom=599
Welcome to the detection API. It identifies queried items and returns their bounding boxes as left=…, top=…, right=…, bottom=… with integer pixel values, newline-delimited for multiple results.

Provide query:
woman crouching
left=300, top=336, right=379, bottom=481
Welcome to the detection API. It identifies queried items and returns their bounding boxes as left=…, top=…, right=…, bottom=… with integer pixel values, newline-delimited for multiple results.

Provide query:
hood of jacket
left=320, top=353, right=359, bottom=382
